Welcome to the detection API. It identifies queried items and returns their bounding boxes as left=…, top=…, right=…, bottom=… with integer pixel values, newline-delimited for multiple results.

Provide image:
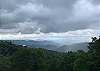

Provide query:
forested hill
left=0, top=37, right=100, bottom=71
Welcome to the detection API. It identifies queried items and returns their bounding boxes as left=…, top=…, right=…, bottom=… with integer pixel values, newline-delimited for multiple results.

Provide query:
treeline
left=0, top=38, right=100, bottom=71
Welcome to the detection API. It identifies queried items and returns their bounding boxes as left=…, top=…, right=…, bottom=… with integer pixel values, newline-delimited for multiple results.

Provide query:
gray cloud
left=89, top=0, right=100, bottom=5
left=0, top=0, right=100, bottom=33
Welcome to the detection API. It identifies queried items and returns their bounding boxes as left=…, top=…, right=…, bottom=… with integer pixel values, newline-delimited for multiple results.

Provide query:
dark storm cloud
left=0, top=0, right=100, bottom=33
left=89, top=0, right=100, bottom=5
left=35, top=0, right=77, bottom=8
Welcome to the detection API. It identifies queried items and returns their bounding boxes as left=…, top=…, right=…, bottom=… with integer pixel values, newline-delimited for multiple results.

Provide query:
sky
left=0, top=0, right=100, bottom=43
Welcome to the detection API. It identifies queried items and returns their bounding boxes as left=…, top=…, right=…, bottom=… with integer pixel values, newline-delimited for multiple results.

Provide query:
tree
left=10, top=48, right=38, bottom=71
left=0, top=56, right=11, bottom=71
left=73, top=51, right=89, bottom=71
left=88, top=37, right=100, bottom=71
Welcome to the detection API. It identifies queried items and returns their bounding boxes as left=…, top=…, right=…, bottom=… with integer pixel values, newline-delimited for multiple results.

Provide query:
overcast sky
left=0, top=0, right=100, bottom=42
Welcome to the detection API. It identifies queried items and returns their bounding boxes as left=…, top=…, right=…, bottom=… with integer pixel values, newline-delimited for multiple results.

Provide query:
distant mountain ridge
left=12, top=40, right=89, bottom=52
left=12, top=40, right=59, bottom=50
left=56, top=42, right=89, bottom=52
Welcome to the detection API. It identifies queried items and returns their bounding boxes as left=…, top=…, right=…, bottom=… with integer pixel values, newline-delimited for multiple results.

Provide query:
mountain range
left=56, top=42, right=89, bottom=52
left=12, top=40, right=89, bottom=52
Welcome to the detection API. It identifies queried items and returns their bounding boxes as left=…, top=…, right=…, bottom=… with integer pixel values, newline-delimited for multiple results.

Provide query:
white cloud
left=0, top=29, right=99, bottom=44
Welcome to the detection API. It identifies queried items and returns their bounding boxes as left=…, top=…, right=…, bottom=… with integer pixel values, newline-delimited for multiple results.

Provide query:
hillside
left=12, top=40, right=89, bottom=52
left=0, top=38, right=100, bottom=71
left=56, top=42, right=89, bottom=52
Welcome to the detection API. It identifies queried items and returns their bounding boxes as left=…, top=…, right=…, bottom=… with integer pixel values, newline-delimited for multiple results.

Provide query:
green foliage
left=88, top=38, right=100, bottom=71
left=73, top=52, right=89, bottom=71
left=0, top=56, right=11, bottom=71
left=0, top=38, right=100, bottom=71
left=11, top=48, right=37, bottom=71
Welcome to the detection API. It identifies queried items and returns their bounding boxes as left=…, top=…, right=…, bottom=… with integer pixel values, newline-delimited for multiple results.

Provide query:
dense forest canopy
left=0, top=37, right=100, bottom=71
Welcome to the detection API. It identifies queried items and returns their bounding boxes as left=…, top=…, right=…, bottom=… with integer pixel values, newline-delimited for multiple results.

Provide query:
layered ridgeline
left=0, top=37, right=100, bottom=71
left=12, top=40, right=59, bottom=50
left=11, top=40, right=88, bottom=52
left=56, top=42, right=88, bottom=52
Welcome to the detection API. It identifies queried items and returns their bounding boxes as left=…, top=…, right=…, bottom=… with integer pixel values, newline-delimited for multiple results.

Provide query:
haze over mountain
left=12, top=40, right=89, bottom=52
left=12, top=40, right=59, bottom=50
left=0, top=0, right=99, bottom=52
left=0, top=0, right=100, bottom=71
left=56, top=42, right=89, bottom=52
